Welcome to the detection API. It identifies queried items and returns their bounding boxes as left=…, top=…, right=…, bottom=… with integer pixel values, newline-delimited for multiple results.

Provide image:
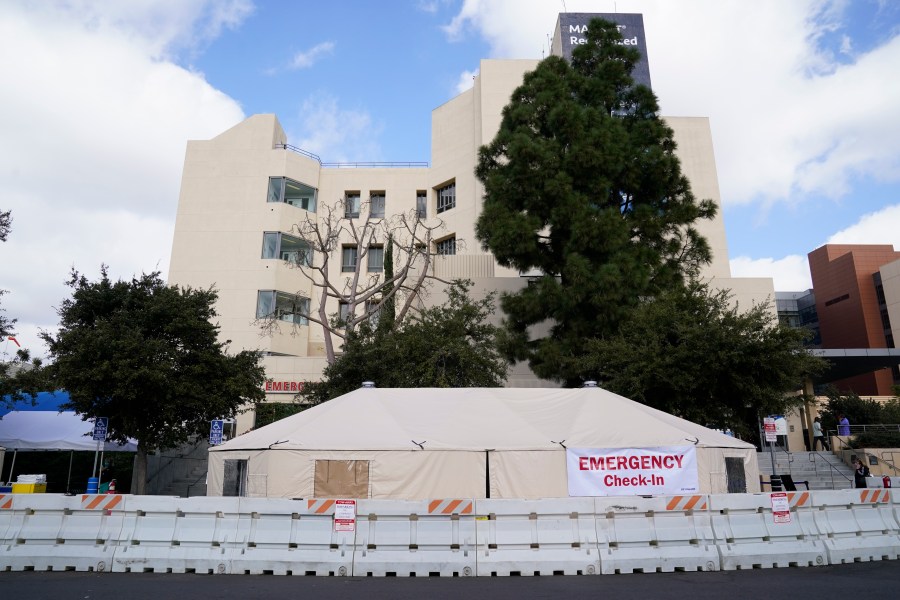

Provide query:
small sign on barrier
left=334, top=499, right=356, bottom=532
left=771, top=492, right=791, bottom=524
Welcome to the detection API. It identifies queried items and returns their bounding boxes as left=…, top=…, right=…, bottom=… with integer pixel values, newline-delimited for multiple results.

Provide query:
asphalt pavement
left=3, top=560, right=900, bottom=599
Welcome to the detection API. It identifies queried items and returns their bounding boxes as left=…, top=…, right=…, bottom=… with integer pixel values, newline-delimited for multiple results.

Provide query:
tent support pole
left=484, top=450, right=491, bottom=499
left=66, top=450, right=74, bottom=493
left=8, top=449, right=17, bottom=484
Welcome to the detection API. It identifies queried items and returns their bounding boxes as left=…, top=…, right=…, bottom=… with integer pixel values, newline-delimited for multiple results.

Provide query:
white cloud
left=442, top=0, right=900, bottom=209
left=730, top=255, right=813, bottom=292
left=290, top=41, right=336, bottom=70
left=827, top=203, right=900, bottom=246
left=288, top=93, right=383, bottom=163
left=729, top=203, right=900, bottom=291
left=0, top=2, right=248, bottom=358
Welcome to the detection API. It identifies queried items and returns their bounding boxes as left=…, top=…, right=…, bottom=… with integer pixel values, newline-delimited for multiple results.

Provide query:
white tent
left=0, top=411, right=138, bottom=452
left=208, top=386, right=760, bottom=499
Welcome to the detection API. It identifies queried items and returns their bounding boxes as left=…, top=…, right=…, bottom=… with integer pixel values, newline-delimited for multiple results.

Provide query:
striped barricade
left=811, top=489, right=900, bottom=565
left=110, top=496, right=240, bottom=574
left=353, top=498, right=476, bottom=577
left=230, top=498, right=355, bottom=576
left=594, top=494, right=717, bottom=574
left=475, top=498, right=599, bottom=576
left=0, top=493, right=17, bottom=543
left=708, top=492, right=824, bottom=570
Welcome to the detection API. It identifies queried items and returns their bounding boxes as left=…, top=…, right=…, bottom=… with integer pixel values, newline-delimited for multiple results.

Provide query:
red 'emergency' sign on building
left=566, top=447, right=698, bottom=496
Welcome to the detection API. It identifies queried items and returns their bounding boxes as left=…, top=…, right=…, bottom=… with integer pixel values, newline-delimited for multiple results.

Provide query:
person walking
left=812, top=416, right=829, bottom=451
left=837, top=413, right=851, bottom=436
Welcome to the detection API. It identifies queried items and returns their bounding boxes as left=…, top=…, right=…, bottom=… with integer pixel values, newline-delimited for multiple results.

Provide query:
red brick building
left=808, top=244, right=900, bottom=395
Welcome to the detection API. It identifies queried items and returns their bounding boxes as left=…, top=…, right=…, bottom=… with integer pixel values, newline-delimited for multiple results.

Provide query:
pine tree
left=475, top=17, right=716, bottom=384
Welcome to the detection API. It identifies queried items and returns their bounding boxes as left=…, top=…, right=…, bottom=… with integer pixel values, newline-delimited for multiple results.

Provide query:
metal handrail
left=275, top=143, right=429, bottom=168
left=322, top=161, right=429, bottom=168
left=275, top=143, right=321, bottom=163
left=185, top=469, right=208, bottom=498
left=806, top=450, right=853, bottom=488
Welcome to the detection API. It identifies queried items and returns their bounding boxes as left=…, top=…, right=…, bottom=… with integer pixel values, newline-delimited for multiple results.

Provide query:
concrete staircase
left=756, top=450, right=855, bottom=490
left=158, top=463, right=208, bottom=497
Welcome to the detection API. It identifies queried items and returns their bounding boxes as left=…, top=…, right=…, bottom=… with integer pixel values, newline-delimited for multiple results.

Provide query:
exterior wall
left=169, top=55, right=776, bottom=428
left=808, top=245, right=900, bottom=395
left=882, top=258, right=900, bottom=352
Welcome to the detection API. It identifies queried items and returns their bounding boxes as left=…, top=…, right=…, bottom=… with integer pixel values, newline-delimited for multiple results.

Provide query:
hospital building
left=167, top=13, right=776, bottom=433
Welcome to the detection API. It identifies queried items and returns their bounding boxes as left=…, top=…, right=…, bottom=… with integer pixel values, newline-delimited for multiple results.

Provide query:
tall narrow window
left=267, top=177, right=317, bottom=212
left=256, top=291, right=309, bottom=325
left=368, top=245, right=384, bottom=272
left=416, top=191, right=427, bottom=218
left=436, top=181, right=456, bottom=214
left=345, top=192, right=361, bottom=218
left=370, top=193, right=385, bottom=218
left=342, top=245, right=358, bottom=272
left=436, top=236, right=456, bottom=256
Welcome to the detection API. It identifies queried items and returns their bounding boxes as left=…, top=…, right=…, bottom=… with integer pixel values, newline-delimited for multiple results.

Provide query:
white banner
left=567, top=446, right=699, bottom=496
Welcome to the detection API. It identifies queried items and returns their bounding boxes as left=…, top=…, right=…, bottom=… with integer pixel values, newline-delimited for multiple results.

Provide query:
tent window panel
left=725, top=456, right=747, bottom=493
left=314, top=459, right=369, bottom=498
left=223, top=459, right=248, bottom=497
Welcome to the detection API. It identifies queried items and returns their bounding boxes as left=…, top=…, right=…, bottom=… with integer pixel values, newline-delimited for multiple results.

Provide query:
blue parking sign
left=92, top=417, right=108, bottom=441
left=210, top=420, right=224, bottom=446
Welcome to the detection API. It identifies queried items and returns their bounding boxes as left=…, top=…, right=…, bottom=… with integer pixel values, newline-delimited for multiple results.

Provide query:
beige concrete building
left=169, top=30, right=775, bottom=433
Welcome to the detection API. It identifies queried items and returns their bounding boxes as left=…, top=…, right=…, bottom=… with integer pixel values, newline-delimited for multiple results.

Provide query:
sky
left=2, top=0, right=900, bottom=359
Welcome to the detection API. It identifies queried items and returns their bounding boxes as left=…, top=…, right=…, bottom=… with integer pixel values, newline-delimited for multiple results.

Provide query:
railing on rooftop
left=275, top=143, right=428, bottom=168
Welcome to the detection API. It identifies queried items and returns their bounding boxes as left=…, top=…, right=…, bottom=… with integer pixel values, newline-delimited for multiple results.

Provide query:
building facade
left=806, top=244, right=900, bottom=395
left=168, top=14, right=776, bottom=433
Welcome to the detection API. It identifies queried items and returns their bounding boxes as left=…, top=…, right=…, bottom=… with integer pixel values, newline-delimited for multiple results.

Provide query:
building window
left=345, top=192, right=361, bottom=218
left=436, top=181, right=455, bottom=214
left=370, top=193, right=385, bottom=218
left=416, top=191, right=427, bottom=218
left=261, top=232, right=311, bottom=265
left=436, top=236, right=456, bottom=256
left=337, top=300, right=379, bottom=326
left=342, top=245, right=358, bottom=272
left=267, top=177, right=317, bottom=212
left=256, top=291, right=309, bottom=325
left=368, top=245, right=384, bottom=272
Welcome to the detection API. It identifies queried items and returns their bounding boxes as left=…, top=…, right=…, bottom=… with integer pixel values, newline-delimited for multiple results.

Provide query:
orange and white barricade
left=0, top=493, right=121, bottom=572
left=708, top=492, right=824, bottom=570
left=475, top=497, right=599, bottom=576
left=811, top=489, right=900, bottom=565
left=230, top=497, right=355, bottom=576
left=594, top=494, right=717, bottom=574
left=353, top=498, right=476, bottom=577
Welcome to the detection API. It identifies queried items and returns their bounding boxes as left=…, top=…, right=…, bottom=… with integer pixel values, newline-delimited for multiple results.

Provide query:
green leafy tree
left=475, top=18, right=716, bottom=385
left=40, top=267, right=266, bottom=493
left=575, top=282, right=825, bottom=440
left=302, top=281, right=508, bottom=404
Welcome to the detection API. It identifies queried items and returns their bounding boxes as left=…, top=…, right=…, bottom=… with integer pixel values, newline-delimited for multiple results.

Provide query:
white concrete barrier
left=595, top=494, right=718, bottom=574
left=230, top=498, right=354, bottom=576
left=111, top=495, right=240, bottom=574
left=709, top=491, right=825, bottom=570
left=0, top=494, right=73, bottom=572
left=4, top=491, right=900, bottom=576
left=812, top=489, right=900, bottom=565
left=354, top=498, right=476, bottom=577
left=475, top=498, right=599, bottom=576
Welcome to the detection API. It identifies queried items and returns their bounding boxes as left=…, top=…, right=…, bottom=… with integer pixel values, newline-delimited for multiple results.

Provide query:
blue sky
left=2, top=0, right=900, bottom=357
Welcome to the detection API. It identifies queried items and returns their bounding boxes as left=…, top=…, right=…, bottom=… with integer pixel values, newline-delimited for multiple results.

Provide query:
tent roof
left=1, top=392, right=137, bottom=452
left=214, top=387, right=753, bottom=452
